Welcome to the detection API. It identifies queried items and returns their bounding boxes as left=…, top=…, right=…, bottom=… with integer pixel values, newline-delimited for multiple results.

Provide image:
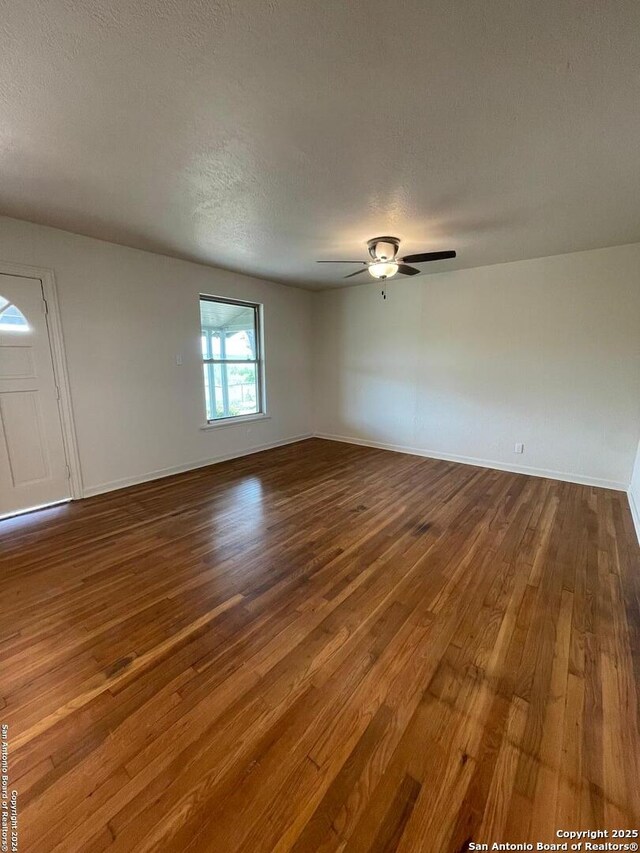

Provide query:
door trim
left=0, top=260, right=83, bottom=499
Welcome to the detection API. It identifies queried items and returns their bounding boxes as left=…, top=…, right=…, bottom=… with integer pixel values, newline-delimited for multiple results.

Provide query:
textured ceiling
left=1, top=0, right=639, bottom=289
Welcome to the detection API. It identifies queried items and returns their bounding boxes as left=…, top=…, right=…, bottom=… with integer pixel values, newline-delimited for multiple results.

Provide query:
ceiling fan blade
left=400, top=250, right=456, bottom=264
left=396, top=264, right=421, bottom=276
left=344, top=269, right=368, bottom=278
left=316, top=260, right=367, bottom=264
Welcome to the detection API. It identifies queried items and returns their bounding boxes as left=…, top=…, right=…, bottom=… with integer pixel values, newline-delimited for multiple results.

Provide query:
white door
left=0, top=274, right=70, bottom=517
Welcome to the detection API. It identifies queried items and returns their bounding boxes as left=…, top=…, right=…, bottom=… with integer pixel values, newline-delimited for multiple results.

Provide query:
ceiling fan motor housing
left=367, top=236, right=400, bottom=261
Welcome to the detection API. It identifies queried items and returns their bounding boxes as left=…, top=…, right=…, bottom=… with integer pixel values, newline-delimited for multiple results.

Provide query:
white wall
left=0, top=216, right=313, bottom=495
left=2, top=214, right=638, bottom=499
left=313, top=243, right=640, bottom=490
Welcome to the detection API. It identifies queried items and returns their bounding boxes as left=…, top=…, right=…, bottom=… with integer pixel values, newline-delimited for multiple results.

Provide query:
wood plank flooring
left=1, top=438, right=639, bottom=851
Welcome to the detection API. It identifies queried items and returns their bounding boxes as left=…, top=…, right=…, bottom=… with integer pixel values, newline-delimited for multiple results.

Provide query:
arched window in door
left=0, top=296, right=29, bottom=332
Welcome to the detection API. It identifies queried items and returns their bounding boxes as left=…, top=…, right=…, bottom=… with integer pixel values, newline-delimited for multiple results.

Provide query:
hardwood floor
left=2, top=438, right=639, bottom=852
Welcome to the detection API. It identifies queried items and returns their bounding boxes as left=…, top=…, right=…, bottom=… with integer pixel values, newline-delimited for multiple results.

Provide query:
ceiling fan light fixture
left=316, top=236, right=456, bottom=280
left=369, top=261, right=399, bottom=279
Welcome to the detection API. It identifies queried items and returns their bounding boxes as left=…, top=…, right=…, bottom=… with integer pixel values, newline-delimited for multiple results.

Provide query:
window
left=0, top=296, right=29, bottom=332
left=200, top=296, right=264, bottom=422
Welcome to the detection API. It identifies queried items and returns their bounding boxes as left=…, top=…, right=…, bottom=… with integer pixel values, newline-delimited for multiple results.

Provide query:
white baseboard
left=628, top=489, right=640, bottom=545
left=81, top=430, right=630, bottom=501
left=82, top=433, right=313, bottom=498
left=314, top=432, right=627, bottom=492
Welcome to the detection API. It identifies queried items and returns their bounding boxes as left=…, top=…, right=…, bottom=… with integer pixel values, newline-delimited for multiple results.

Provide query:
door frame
left=0, top=259, right=83, bottom=500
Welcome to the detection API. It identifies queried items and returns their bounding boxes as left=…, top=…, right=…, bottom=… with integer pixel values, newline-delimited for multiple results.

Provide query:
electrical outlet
left=514, top=442, right=524, bottom=454
left=175, top=354, right=183, bottom=365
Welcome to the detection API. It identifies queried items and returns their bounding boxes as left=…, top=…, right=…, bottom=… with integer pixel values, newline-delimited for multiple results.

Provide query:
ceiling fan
left=317, top=236, right=456, bottom=280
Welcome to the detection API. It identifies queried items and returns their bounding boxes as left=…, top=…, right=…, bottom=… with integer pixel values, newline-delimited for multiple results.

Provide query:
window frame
left=199, top=294, right=266, bottom=425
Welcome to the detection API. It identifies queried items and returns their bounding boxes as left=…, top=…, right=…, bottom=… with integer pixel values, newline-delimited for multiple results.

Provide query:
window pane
left=226, top=363, right=259, bottom=417
left=203, top=363, right=214, bottom=421
left=203, top=362, right=259, bottom=420
left=199, top=300, right=257, bottom=360
left=0, top=301, right=29, bottom=332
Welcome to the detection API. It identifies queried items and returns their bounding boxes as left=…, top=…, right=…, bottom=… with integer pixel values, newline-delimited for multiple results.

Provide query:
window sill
left=200, top=413, right=271, bottom=430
